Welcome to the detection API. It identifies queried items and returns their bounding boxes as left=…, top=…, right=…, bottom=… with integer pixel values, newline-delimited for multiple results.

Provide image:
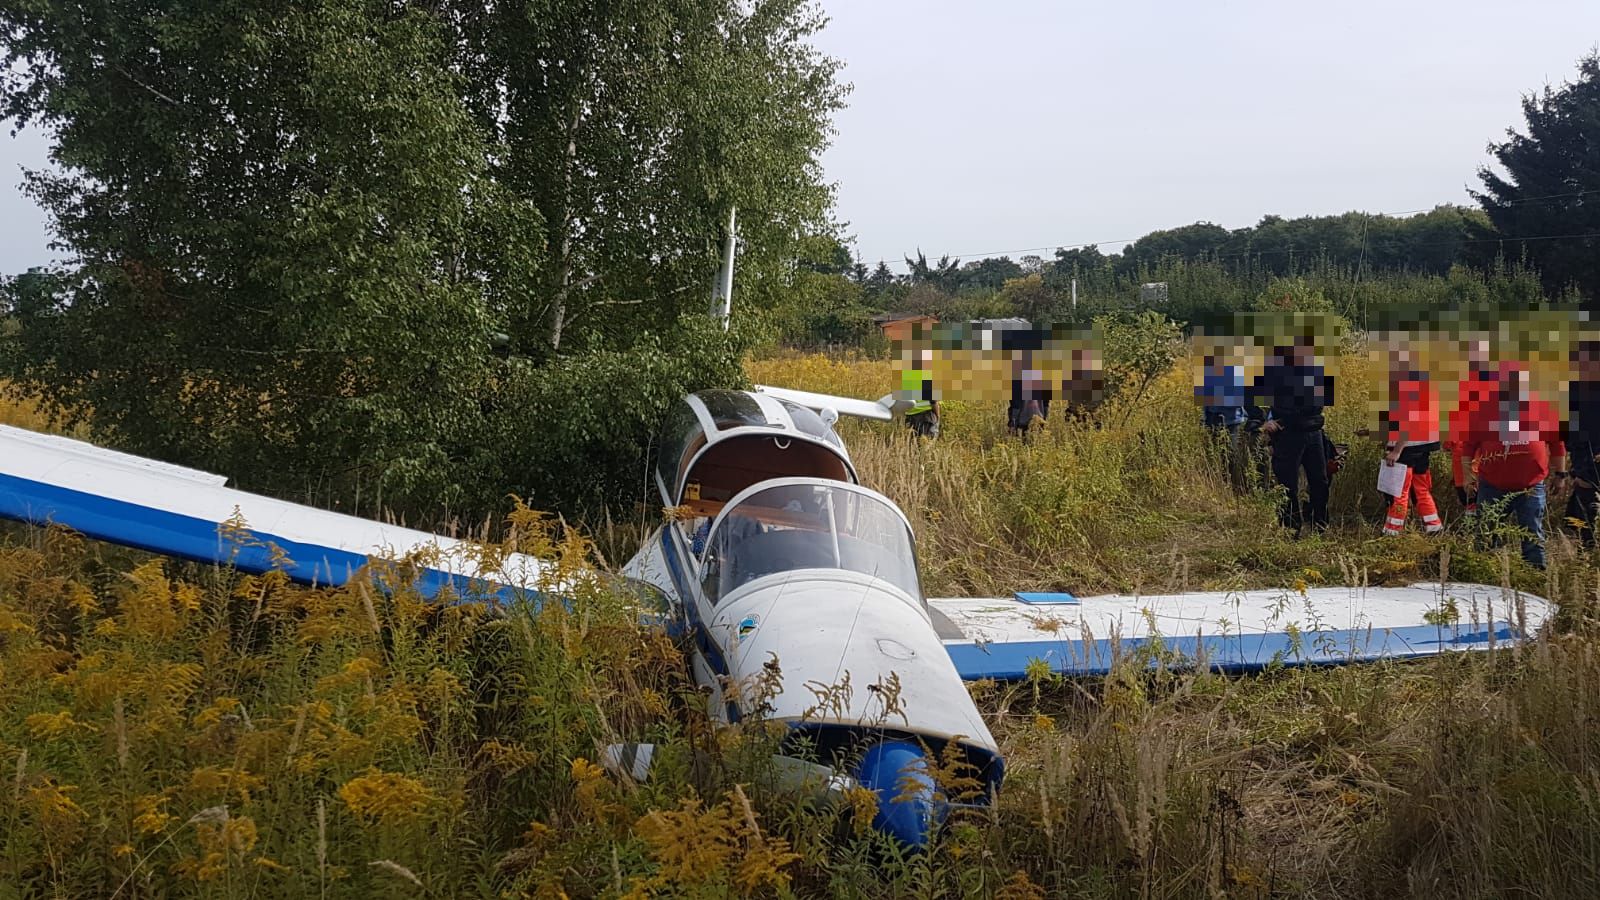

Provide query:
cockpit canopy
left=699, top=481, right=921, bottom=605
left=655, top=390, right=856, bottom=515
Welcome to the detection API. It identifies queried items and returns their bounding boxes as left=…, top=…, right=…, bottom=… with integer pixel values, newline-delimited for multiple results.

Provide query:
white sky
left=813, top=0, right=1600, bottom=269
left=2, top=1, right=1597, bottom=274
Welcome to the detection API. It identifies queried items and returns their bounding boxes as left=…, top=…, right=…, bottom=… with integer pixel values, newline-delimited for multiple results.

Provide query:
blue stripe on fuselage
left=0, top=473, right=535, bottom=606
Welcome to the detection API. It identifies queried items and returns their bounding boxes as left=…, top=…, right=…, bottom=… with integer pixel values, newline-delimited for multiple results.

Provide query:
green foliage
left=1094, top=311, right=1183, bottom=408
left=476, top=317, right=751, bottom=516
left=1475, top=51, right=1600, bottom=304
left=1, top=0, right=506, bottom=512
left=451, top=0, right=847, bottom=353
left=0, top=0, right=843, bottom=521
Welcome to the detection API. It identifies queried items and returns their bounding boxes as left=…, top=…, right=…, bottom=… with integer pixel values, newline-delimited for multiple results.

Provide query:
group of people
left=898, top=348, right=1059, bottom=439
left=1199, top=335, right=1600, bottom=570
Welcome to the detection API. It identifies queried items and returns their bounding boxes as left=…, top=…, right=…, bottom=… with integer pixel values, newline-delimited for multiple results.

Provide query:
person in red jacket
left=1380, top=351, right=1442, bottom=535
left=1446, top=338, right=1497, bottom=516
left=1461, top=362, right=1566, bottom=568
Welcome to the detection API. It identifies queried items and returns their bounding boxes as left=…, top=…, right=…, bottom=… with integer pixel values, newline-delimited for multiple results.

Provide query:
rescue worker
left=1563, top=340, right=1600, bottom=548
left=901, top=350, right=940, bottom=438
left=1197, top=353, right=1247, bottom=431
left=1250, top=334, right=1334, bottom=535
left=1380, top=349, right=1443, bottom=535
left=1197, top=352, right=1248, bottom=489
left=1446, top=337, right=1497, bottom=518
left=1461, top=362, right=1566, bottom=569
left=1007, top=349, right=1050, bottom=438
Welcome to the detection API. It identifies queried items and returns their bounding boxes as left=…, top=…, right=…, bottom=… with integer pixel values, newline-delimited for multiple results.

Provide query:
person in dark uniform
left=1249, top=335, right=1334, bottom=535
left=1565, top=340, right=1600, bottom=548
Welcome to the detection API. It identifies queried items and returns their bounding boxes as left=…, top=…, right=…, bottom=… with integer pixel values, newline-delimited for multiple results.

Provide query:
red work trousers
left=1384, top=467, right=1443, bottom=535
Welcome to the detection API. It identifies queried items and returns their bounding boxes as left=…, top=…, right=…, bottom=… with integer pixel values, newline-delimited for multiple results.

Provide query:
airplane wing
left=0, top=424, right=547, bottom=602
left=929, top=584, right=1548, bottom=679
left=753, top=384, right=895, bottom=422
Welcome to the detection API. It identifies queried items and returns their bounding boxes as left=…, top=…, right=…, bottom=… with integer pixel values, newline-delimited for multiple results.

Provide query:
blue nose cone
left=857, top=740, right=947, bottom=847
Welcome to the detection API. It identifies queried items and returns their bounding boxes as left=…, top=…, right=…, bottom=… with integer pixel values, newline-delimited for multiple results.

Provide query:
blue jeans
left=1477, top=481, right=1547, bottom=569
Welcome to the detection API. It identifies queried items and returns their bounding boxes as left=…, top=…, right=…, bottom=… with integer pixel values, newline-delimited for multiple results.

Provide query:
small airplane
left=0, top=220, right=1551, bottom=847
left=0, top=385, right=1552, bottom=846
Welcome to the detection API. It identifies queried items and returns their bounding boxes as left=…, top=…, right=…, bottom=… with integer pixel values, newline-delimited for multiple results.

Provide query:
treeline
left=775, top=248, right=1557, bottom=350
left=773, top=205, right=1543, bottom=347
left=0, top=0, right=845, bottom=520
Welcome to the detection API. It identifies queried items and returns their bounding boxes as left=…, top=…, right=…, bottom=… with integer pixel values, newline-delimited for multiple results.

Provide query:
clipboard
left=1377, top=460, right=1408, bottom=497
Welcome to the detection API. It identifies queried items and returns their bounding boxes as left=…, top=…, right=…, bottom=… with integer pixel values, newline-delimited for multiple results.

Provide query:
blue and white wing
left=0, top=424, right=547, bottom=602
left=930, top=585, right=1549, bottom=680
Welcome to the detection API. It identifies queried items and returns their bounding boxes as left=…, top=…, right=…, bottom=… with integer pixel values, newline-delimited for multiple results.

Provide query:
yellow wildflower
left=67, top=582, right=98, bottom=617
left=133, top=794, right=177, bottom=835
left=121, top=559, right=180, bottom=639
left=188, top=766, right=265, bottom=805
left=996, top=870, right=1048, bottom=900
left=173, top=582, right=204, bottom=614
left=25, top=710, right=93, bottom=741
left=569, top=757, right=604, bottom=784
left=25, top=781, right=88, bottom=841
left=193, top=696, right=242, bottom=730
left=480, top=739, right=539, bottom=774
left=523, top=821, right=553, bottom=846
left=0, top=607, right=32, bottom=635
left=337, top=770, right=436, bottom=826
left=315, top=656, right=383, bottom=695
left=253, top=856, right=291, bottom=873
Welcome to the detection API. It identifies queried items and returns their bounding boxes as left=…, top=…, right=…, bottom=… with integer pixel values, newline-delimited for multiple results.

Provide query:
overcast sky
left=2, top=1, right=1597, bottom=274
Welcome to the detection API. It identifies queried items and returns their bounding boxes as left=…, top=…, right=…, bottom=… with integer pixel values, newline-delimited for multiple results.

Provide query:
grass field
left=3, top=355, right=1599, bottom=898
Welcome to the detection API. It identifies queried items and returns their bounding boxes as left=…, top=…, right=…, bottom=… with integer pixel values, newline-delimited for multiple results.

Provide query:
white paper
left=1377, top=460, right=1408, bottom=497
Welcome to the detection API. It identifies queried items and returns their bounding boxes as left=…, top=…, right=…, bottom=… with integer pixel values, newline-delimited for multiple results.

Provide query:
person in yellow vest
left=901, top=350, right=940, bottom=438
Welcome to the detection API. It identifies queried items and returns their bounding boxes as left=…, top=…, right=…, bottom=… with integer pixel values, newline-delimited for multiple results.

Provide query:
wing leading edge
left=0, top=424, right=547, bottom=602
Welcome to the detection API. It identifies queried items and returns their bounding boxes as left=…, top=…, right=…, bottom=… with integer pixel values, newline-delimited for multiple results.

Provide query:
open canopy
left=699, top=480, right=921, bottom=605
left=654, top=390, right=856, bottom=513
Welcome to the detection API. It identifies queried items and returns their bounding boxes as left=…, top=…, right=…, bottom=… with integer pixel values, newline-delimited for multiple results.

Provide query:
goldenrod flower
left=133, top=794, right=177, bottom=835
left=337, top=770, right=436, bottom=826
left=25, top=710, right=92, bottom=740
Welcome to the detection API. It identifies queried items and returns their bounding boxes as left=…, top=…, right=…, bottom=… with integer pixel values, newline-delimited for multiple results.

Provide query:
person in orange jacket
left=1445, top=338, right=1497, bottom=516
left=1380, top=350, right=1442, bottom=535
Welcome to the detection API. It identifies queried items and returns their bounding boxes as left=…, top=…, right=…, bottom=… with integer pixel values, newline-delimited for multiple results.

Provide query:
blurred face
left=1467, top=339, right=1490, bottom=367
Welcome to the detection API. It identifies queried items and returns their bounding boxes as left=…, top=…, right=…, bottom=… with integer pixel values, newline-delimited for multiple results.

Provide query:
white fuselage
left=623, top=521, right=999, bottom=757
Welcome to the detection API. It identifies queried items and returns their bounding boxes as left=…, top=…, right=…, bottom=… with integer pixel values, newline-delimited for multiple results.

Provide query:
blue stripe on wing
left=945, top=621, right=1530, bottom=680
left=0, top=473, right=534, bottom=605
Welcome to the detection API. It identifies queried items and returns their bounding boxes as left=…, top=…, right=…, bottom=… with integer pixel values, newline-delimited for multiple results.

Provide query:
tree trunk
left=548, top=102, right=585, bottom=352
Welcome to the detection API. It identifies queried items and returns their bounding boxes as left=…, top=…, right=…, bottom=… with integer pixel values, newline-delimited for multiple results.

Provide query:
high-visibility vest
left=902, top=368, right=933, bottom=415
left=1390, top=375, right=1440, bottom=446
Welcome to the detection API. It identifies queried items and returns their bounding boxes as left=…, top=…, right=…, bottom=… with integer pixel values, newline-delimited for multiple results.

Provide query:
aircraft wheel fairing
left=858, top=739, right=946, bottom=847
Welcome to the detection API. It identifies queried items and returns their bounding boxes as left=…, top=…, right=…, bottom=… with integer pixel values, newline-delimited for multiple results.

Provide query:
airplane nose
left=856, top=739, right=947, bottom=847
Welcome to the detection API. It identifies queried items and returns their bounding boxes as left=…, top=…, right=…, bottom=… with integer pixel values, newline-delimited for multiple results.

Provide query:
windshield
left=699, top=483, right=921, bottom=604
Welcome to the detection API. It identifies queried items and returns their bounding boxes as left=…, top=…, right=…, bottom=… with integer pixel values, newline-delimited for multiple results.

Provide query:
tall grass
left=2, top=353, right=1599, bottom=897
